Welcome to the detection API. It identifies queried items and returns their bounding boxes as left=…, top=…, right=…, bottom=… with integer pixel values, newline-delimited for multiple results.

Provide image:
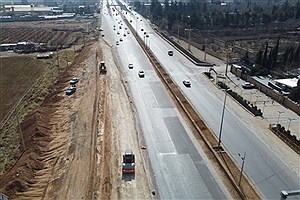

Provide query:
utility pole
left=225, top=50, right=229, bottom=77
left=188, top=29, right=191, bottom=51
left=204, top=39, right=207, bottom=61
left=238, top=152, right=246, bottom=186
left=16, top=108, right=26, bottom=151
left=56, top=47, right=60, bottom=69
left=217, top=89, right=228, bottom=150
left=177, top=25, right=180, bottom=43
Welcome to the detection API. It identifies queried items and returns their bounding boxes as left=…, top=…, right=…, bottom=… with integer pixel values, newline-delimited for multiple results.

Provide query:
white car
left=242, top=82, right=255, bottom=89
left=128, top=64, right=133, bottom=69
left=69, top=77, right=79, bottom=85
left=138, top=70, right=145, bottom=78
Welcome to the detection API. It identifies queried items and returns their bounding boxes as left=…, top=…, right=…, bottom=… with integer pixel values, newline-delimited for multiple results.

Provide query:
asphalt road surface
left=101, top=5, right=231, bottom=199
left=123, top=8, right=300, bottom=200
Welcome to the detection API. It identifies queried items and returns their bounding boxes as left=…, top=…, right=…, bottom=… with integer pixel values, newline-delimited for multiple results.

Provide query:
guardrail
left=121, top=12, right=261, bottom=200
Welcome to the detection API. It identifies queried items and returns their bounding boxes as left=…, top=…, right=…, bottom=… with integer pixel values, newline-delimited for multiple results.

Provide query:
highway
left=122, top=7, right=300, bottom=200
left=101, top=4, right=231, bottom=199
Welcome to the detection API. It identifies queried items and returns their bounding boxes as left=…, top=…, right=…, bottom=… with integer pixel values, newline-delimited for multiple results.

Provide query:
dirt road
left=0, top=38, right=151, bottom=199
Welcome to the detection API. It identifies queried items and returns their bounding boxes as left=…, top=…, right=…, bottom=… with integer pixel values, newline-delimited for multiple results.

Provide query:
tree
left=255, top=50, right=263, bottom=65
left=262, top=42, right=269, bottom=68
left=271, top=37, right=280, bottom=69
left=295, top=1, right=300, bottom=19
left=293, top=44, right=300, bottom=66
left=242, top=50, right=250, bottom=63
left=289, top=79, right=300, bottom=103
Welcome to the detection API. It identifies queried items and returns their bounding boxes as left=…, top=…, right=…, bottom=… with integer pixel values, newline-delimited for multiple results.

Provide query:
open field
left=0, top=17, right=99, bottom=47
left=0, top=50, right=76, bottom=175
left=0, top=56, right=46, bottom=122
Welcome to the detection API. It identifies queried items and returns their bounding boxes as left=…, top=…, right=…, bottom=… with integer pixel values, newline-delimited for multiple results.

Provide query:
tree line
left=133, top=0, right=300, bottom=30
left=248, top=38, right=300, bottom=72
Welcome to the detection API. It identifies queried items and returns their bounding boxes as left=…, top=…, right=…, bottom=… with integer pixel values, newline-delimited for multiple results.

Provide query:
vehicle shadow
left=122, top=173, right=135, bottom=181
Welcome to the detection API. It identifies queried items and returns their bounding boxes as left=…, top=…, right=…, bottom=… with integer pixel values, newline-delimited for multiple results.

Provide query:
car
left=242, top=82, right=255, bottom=89
left=138, top=70, right=145, bottom=78
left=130, top=20, right=132, bottom=23
left=117, top=31, right=120, bottom=34
left=65, top=86, right=76, bottom=95
left=69, top=77, right=79, bottom=85
left=113, top=28, right=116, bottom=30
left=120, top=38, right=123, bottom=42
left=183, top=80, right=191, bottom=87
left=141, top=28, right=144, bottom=31
left=168, top=50, right=173, bottom=56
left=123, top=33, right=126, bottom=37
left=128, top=63, right=133, bottom=69
left=116, top=41, right=119, bottom=45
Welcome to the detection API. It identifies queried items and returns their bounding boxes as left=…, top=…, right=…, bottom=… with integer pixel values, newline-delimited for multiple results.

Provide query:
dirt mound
left=0, top=108, right=52, bottom=198
left=0, top=43, right=95, bottom=199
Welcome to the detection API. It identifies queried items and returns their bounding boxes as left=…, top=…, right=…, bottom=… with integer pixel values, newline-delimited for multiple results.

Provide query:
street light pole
left=217, top=90, right=228, bottom=150
left=135, top=17, right=138, bottom=36
left=238, top=152, right=246, bottom=186
left=277, top=111, right=284, bottom=125
left=287, top=118, right=296, bottom=131
left=187, top=15, right=191, bottom=51
left=262, top=101, right=266, bottom=113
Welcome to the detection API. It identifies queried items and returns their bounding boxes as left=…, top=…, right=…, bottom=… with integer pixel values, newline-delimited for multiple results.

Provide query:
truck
left=122, top=149, right=135, bottom=173
left=99, top=61, right=107, bottom=75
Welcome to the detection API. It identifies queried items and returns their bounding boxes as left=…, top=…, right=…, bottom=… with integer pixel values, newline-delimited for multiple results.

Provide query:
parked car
left=138, top=70, right=145, bottom=78
left=128, top=63, right=133, bottom=69
left=242, top=82, right=255, bottom=89
left=120, top=38, right=123, bottom=42
left=69, top=77, right=79, bottom=85
left=65, top=87, right=76, bottom=95
left=116, top=41, right=119, bottom=45
left=183, top=80, right=191, bottom=87
left=168, top=50, right=173, bottom=56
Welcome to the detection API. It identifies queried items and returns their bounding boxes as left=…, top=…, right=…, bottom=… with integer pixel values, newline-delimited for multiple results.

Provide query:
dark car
left=168, top=50, right=173, bottom=56
left=128, top=63, right=133, bottom=69
left=65, top=87, right=76, bottom=95
left=183, top=80, right=191, bottom=87
left=138, top=70, right=145, bottom=78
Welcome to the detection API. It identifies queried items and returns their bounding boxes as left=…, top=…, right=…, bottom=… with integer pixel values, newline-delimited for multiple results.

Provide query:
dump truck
left=122, top=149, right=135, bottom=173
left=99, top=61, right=107, bottom=75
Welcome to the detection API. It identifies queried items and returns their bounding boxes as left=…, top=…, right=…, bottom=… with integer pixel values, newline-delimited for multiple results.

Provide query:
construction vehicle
left=99, top=61, right=107, bottom=75
left=122, top=149, right=135, bottom=173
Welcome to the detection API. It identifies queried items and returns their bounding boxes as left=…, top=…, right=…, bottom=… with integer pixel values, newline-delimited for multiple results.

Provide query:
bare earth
left=0, top=38, right=151, bottom=199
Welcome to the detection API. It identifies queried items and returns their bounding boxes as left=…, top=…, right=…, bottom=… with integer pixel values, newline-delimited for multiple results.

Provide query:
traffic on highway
left=101, top=1, right=299, bottom=199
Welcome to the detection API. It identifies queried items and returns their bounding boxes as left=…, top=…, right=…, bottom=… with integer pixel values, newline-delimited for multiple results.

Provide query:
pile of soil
left=0, top=108, right=52, bottom=198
